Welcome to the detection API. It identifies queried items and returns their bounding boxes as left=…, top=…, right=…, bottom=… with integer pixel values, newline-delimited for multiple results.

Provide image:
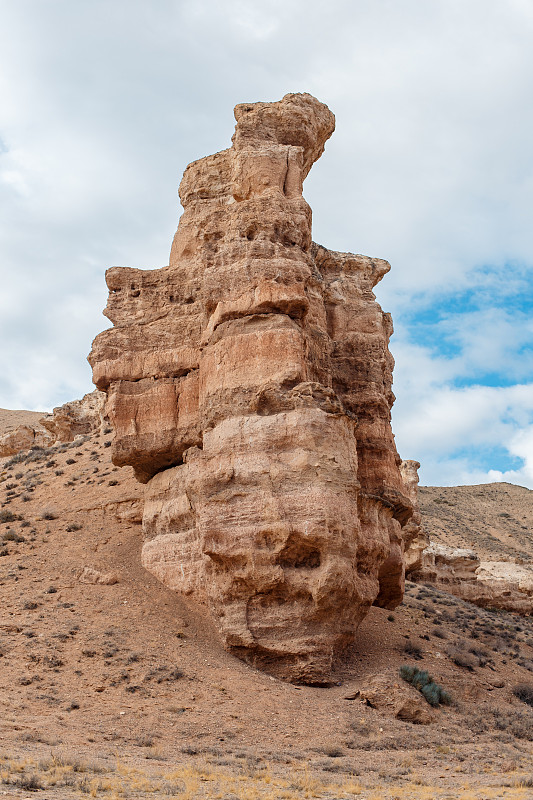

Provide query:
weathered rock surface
left=0, top=423, right=54, bottom=458
left=40, top=390, right=106, bottom=443
left=400, top=460, right=429, bottom=574
left=76, top=566, right=120, bottom=586
left=0, top=390, right=106, bottom=460
left=350, top=670, right=435, bottom=724
left=89, top=93, right=414, bottom=682
left=412, top=542, right=533, bottom=615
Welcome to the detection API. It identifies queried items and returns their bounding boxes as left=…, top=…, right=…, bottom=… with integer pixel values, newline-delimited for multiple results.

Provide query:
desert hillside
left=0, top=417, right=532, bottom=798
left=0, top=408, right=45, bottom=436
left=419, top=483, right=533, bottom=563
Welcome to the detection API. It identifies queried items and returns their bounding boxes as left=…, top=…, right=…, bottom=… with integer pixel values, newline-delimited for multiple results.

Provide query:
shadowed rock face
left=89, top=93, right=413, bottom=683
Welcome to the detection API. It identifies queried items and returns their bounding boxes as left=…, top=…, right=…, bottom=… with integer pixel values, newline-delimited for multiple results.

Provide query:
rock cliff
left=89, top=93, right=414, bottom=683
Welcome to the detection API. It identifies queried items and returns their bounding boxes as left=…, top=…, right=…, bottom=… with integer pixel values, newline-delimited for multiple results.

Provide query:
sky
left=1, top=0, right=532, bottom=488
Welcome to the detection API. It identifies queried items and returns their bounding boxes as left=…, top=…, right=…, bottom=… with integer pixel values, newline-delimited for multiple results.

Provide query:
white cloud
left=1, top=0, right=533, bottom=487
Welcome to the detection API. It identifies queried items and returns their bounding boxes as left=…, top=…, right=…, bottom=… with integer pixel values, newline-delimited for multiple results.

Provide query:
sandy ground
left=0, top=420, right=532, bottom=798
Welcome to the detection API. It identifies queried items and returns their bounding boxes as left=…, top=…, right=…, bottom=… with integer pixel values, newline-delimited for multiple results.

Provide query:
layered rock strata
left=89, top=93, right=413, bottom=682
left=412, top=543, right=533, bottom=615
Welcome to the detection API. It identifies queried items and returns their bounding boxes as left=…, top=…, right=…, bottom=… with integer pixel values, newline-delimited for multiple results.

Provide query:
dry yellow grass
left=1, top=751, right=532, bottom=799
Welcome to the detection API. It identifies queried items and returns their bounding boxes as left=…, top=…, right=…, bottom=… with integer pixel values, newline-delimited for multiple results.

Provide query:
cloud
left=392, top=338, right=533, bottom=488
left=1, top=0, right=532, bottom=487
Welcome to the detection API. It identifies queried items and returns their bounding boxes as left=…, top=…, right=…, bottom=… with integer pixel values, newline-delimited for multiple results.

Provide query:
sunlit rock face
left=401, top=460, right=430, bottom=576
left=89, top=93, right=413, bottom=683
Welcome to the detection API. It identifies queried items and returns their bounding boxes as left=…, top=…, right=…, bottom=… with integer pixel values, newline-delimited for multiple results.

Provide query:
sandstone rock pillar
left=89, top=93, right=413, bottom=683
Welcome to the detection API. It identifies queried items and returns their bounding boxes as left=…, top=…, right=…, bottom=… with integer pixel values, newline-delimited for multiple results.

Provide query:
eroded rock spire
left=89, top=93, right=413, bottom=683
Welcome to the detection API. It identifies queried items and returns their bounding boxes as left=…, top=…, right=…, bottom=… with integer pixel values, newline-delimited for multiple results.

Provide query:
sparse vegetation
left=403, top=640, right=423, bottom=660
left=1, top=423, right=532, bottom=795
left=448, top=647, right=478, bottom=671
left=399, top=665, right=452, bottom=707
left=513, top=683, right=533, bottom=708
left=0, top=510, right=21, bottom=523
left=2, top=530, right=25, bottom=543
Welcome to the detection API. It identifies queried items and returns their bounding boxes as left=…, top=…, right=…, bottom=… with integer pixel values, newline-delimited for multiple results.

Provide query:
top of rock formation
left=232, top=92, right=335, bottom=178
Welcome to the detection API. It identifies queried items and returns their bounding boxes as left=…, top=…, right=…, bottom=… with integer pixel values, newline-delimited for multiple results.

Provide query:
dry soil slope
left=0, top=426, right=532, bottom=798
left=419, top=483, right=533, bottom=563
left=0, top=408, right=46, bottom=436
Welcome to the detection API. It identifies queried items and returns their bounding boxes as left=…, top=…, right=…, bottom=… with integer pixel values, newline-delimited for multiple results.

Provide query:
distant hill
left=419, top=482, right=533, bottom=562
left=0, top=407, right=46, bottom=435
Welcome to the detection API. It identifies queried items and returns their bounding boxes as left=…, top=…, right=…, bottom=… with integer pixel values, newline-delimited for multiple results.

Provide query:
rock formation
left=40, top=390, right=105, bottom=443
left=0, top=390, right=105, bottom=458
left=412, top=542, right=533, bottom=615
left=400, top=460, right=429, bottom=575
left=89, top=93, right=414, bottom=683
left=0, top=423, right=54, bottom=458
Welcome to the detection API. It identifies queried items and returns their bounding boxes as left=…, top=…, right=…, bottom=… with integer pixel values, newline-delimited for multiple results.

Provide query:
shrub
left=513, top=684, right=533, bottom=708
left=12, top=774, right=44, bottom=791
left=2, top=530, right=24, bottom=543
left=399, top=665, right=452, bottom=707
left=5, top=453, right=25, bottom=467
left=493, top=708, right=533, bottom=741
left=0, top=510, right=21, bottom=523
left=404, top=640, right=423, bottom=660
left=448, top=648, right=478, bottom=671
left=421, top=682, right=452, bottom=707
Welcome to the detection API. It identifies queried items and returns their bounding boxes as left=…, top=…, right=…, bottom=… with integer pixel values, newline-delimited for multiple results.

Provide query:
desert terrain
left=419, top=483, right=533, bottom=563
left=0, top=409, right=532, bottom=799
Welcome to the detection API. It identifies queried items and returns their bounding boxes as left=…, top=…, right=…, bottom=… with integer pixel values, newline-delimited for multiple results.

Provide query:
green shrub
left=399, top=664, right=452, bottom=707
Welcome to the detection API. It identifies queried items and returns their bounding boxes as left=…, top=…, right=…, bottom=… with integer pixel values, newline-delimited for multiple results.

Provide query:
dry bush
left=513, top=684, right=533, bottom=708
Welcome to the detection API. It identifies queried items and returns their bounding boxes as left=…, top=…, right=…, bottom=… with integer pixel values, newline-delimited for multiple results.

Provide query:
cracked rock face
left=89, top=93, right=413, bottom=683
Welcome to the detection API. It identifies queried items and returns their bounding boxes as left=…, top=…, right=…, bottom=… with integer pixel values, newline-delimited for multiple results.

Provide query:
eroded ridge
left=89, top=92, right=414, bottom=683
